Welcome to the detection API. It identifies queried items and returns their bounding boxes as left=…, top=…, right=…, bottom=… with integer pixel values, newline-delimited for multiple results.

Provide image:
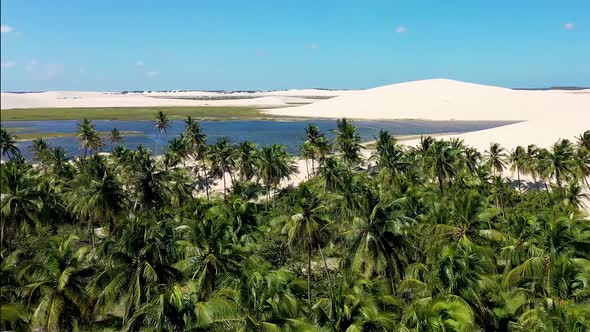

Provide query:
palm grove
left=1, top=112, right=589, bottom=331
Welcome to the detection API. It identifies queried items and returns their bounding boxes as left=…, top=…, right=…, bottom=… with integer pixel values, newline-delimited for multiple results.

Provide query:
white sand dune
left=0, top=89, right=346, bottom=110
left=266, top=79, right=590, bottom=149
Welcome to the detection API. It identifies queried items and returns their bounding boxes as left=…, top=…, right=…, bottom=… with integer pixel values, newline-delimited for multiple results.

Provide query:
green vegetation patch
left=11, top=130, right=143, bottom=140
left=0, top=106, right=266, bottom=121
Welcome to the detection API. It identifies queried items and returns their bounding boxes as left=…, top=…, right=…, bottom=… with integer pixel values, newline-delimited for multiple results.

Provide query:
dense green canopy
left=1, top=121, right=589, bottom=331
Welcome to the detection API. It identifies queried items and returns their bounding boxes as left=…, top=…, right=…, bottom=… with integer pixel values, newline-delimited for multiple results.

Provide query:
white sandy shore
left=0, top=89, right=349, bottom=110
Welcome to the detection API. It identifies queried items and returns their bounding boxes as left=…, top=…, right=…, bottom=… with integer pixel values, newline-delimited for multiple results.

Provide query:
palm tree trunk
left=222, top=172, right=227, bottom=198
left=311, top=158, right=315, bottom=175
left=155, top=132, right=159, bottom=155
left=438, top=176, right=444, bottom=193
left=305, top=159, right=309, bottom=179
left=228, top=168, right=235, bottom=186
left=202, top=159, right=209, bottom=199
left=517, top=167, right=522, bottom=192
left=307, top=243, right=312, bottom=307
left=318, top=244, right=334, bottom=304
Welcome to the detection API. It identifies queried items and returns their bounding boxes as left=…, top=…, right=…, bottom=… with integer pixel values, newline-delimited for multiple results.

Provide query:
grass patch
left=0, top=106, right=266, bottom=121
left=12, top=131, right=143, bottom=140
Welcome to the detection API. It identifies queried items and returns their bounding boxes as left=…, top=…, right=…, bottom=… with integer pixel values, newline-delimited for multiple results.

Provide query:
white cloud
left=0, top=25, right=13, bottom=33
left=395, top=26, right=408, bottom=33
left=146, top=71, right=158, bottom=78
left=564, top=22, right=575, bottom=30
left=136, top=60, right=144, bottom=67
left=1, top=60, right=16, bottom=68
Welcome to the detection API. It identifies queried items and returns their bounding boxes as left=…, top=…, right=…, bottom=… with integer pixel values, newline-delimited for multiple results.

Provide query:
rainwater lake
left=1, top=119, right=512, bottom=160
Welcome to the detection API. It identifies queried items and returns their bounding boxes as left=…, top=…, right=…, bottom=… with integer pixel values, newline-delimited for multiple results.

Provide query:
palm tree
left=45, top=147, right=71, bottom=178
left=175, top=212, right=242, bottom=298
left=574, top=147, right=590, bottom=189
left=313, top=273, right=396, bottom=331
left=424, top=140, right=458, bottom=193
left=29, top=138, right=49, bottom=162
left=165, top=136, right=190, bottom=168
left=90, top=215, right=183, bottom=326
left=76, top=118, right=101, bottom=159
left=320, top=156, right=347, bottom=192
left=0, top=128, right=20, bottom=160
left=282, top=184, right=333, bottom=305
left=258, top=144, right=297, bottom=202
left=548, top=139, right=577, bottom=191
left=371, top=129, right=407, bottom=176
left=509, top=146, right=526, bottom=192
left=0, top=162, right=42, bottom=248
left=209, top=137, right=235, bottom=196
left=341, top=182, right=413, bottom=291
left=576, top=130, right=590, bottom=151
left=485, top=142, right=507, bottom=176
left=182, top=116, right=209, bottom=198
left=153, top=110, right=170, bottom=154
left=235, top=141, right=259, bottom=182
left=108, top=128, right=124, bottom=149
left=334, top=118, right=362, bottom=168
left=314, top=136, right=333, bottom=167
left=20, top=235, right=93, bottom=331
left=299, top=142, right=314, bottom=178
left=66, top=155, right=126, bottom=243
left=304, top=124, right=323, bottom=174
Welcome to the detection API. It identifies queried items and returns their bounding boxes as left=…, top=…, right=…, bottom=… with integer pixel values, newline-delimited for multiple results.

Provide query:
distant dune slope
left=266, top=79, right=590, bottom=121
left=0, top=89, right=351, bottom=110
left=266, top=79, right=590, bottom=150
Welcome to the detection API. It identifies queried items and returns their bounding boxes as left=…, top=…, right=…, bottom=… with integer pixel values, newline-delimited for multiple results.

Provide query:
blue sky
left=1, top=0, right=588, bottom=91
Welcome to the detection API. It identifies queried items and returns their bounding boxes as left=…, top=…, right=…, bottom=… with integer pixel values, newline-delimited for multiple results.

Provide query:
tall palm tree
left=509, top=146, right=526, bottom=192
left=258, top=144, right=297, bottom=202
left=371, top=129, right=407, bottom=176
left=485, top=142, right=507, bottom=176
left=299, top=142, right=314, bottom=178
left=29, top=138, right=49, bottom=163
left=282, top=184, right=333, bottom=305
left=235, top=141, right=259, bottom=182
left=424, top=140, right=458, bottom=193
left=304, top=124, right=323, bottom=174
left=314, top=136, right=333, bottom=167
left=334, top=118, right=362, bottom=168
left=0, top=162, right=42, bottom=248
left=0, top=128, right=20, bottom=160
left=165, top=136, right=190, bottom=168
left=209, top=137, right=235, bottom=196
left=153, top=111, right=170, bottom=154
left=76, top=118, right=101, bottom=159
left=182, top=116, right=209, bottom=198
left=548, top=139, right=577, bottom=191
left=108, top=127, right=124, bottom=150
left=320, top=156, right=347, bottom=192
